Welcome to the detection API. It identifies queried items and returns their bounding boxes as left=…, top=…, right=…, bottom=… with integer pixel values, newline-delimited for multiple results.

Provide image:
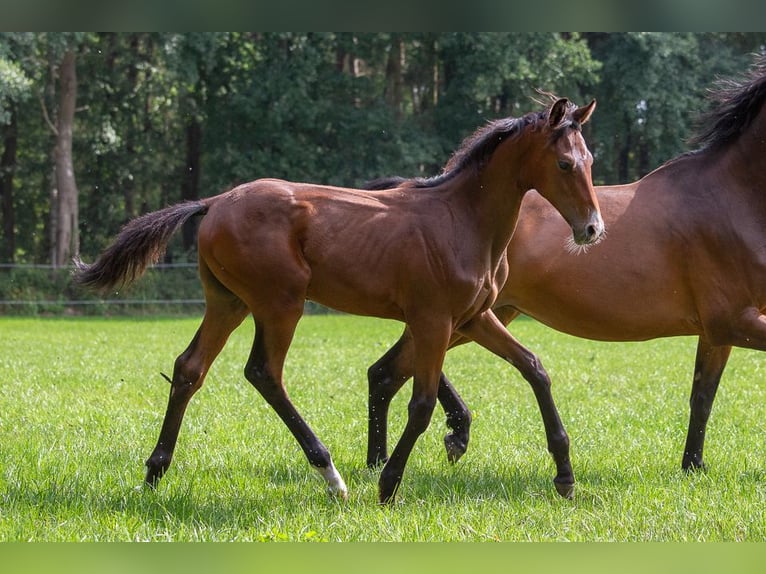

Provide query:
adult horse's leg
left=245, top=309, right=348, bottom=500
left=378, top=317, right=451, bottom=504
left=457, top=309, right=574, bottom=498
left=367, top=306, right=521, bottom=467
left=367, top=328, right=472, bottom=467
left=438, top=306, right=523, bottom=463
left=439, top=376, right=472, bottom=464
left=682, top=338, right=731, bottom=471
left=145, top=282, right=248, bottom=487
left=367, top=333, right=414, bottom=468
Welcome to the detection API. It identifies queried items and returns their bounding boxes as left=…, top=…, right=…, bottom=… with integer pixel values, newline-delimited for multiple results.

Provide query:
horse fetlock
left=547, top=430, right=570, bottom=455
left=315, top=463, right=348, bottom=501
left=444, top=407, right=471, bottom=432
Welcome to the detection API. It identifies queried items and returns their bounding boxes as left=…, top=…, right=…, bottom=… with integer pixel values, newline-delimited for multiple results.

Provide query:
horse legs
left=458, top=309, right=574, bottom=498
left=367, top=328, right=473, bottom=467
left=439, top=375, right=472, bottom=464
left=245, top=311, right=348, bottom=500
left=378, top=317, right=451, bottom=504
left=367, top=333, right=413, bottom=468
left=367, top=306, right=521, bottom=467
left=145, top=294, right=248, bottom=487
left=439, top=306, right=522, bottom=463
left=682, top=338, right=731, bottom=471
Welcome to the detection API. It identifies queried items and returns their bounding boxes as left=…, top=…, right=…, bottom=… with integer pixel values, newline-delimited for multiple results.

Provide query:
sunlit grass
left=1, top=315, right=765, bottom=541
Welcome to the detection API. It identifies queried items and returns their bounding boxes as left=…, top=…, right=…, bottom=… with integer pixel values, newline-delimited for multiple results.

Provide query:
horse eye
left=558, top=159, right=572, bottom=172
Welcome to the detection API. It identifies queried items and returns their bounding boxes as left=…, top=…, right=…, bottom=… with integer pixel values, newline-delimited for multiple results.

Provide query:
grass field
left=1, top=314, right=766, bottom=541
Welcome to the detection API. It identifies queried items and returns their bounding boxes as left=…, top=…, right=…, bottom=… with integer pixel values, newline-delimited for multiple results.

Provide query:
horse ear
left=572, top=99, right=597, bottom=125
left=549, top=98, right=569, bottom=127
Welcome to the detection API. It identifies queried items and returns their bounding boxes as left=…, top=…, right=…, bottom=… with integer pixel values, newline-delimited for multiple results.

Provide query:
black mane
left=369, top=100, right=577, bottom=191
left=689, top=55, right=766, bottom=150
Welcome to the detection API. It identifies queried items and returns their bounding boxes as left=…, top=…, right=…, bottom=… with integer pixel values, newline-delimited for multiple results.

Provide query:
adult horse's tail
left=73, top=200, right=209, bottom=293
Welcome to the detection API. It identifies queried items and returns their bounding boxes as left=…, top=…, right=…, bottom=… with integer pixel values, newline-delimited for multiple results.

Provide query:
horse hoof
left=378, top=490, right=397, bottom=506
left=554, top=480, right=575, bottom=499
left=444, top=434, right=468, bottom=464
left=328, top=485, right=349, bottom=502
left=682, top=458, right=707, bottom=473
left=144, top=469, right=162, bottom=489
left=366, top=456, right=388, bottom=469
left=378, top=471, right=402, bottom=505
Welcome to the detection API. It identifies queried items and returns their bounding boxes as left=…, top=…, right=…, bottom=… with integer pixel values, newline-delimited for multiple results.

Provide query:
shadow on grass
left=5, top=451, right=763, bottom=540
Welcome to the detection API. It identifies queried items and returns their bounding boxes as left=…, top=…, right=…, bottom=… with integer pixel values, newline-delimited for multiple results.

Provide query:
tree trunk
left=617, top=112, right=632, bottom=184
left=385, top=34, right=404, bottom=119
left=180, top=118, right=202, bottom=252
left=123, top=34, right=140, bottom=219
left=53, top=49, right=79, bottom=267
left=0, top=108, right=18, bottom=263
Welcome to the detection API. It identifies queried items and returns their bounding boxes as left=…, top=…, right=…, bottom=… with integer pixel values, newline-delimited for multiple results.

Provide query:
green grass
left=1, top=314, right=766, bottom=541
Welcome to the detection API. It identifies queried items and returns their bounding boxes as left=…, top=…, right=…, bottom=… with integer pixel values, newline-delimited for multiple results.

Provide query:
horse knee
left=367, top=360, right=389, bottom=390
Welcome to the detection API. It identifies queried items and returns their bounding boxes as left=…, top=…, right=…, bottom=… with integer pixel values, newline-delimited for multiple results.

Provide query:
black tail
left=73, top=200, right=209, bottom=293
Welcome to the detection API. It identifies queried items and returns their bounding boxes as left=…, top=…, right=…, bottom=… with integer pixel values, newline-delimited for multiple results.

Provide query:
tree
left=0, top=33, right=34, bottom=263
left=51, top=48, right=79, bottom=267
left=586, top=32, right=766, bottom=184
left=2, top=32, right=766, bottom=269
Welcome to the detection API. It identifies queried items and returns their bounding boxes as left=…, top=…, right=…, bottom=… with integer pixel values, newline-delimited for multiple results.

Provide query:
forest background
left=1, top=33, right=765, bottom=309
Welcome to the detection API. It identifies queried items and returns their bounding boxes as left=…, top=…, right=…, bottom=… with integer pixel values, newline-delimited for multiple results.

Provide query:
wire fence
left=0, top=263, right=205, bottom=316
left=0, top=263, right=332, bottom=316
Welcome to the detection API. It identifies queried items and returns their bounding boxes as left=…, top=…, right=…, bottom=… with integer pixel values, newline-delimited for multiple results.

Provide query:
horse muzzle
left=573, top=211, right=605, bottom=245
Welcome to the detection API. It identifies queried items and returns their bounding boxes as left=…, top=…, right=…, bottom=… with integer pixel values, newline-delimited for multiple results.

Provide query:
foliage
left=0, top=264, right=203, bottom=316
left=587, top=32, right=766, bottom=184
left=1, top=33, right=766, bottom=268
left=2, top=315, right=766, bottom=540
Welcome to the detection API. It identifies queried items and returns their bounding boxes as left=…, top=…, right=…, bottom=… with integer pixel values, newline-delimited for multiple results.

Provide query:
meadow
left=1, top=314, right=766, bottom=542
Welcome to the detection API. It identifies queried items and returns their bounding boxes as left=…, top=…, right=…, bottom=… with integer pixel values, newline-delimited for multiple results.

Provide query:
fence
left=0, top=263, right=333, bottom=316
left=0, top=263, right=205, bottom=316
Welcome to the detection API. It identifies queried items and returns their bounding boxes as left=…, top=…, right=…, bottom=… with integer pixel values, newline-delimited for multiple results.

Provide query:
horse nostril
left=585, top=215, right=604, bottom=242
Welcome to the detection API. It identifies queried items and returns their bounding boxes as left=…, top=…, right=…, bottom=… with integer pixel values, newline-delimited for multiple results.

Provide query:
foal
left=75, top=97, right=602, bottom=503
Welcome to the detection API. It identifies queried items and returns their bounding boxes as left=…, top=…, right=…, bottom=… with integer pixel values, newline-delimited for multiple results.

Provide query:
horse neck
left=721, top=108, right=766, bottom=189
left=454, top=150, right=528, bottom=260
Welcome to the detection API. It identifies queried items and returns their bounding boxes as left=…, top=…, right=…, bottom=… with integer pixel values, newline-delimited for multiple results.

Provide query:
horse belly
left=503, top=263, right=699, bottom=341
left=305, top=264, right=405, bottom=320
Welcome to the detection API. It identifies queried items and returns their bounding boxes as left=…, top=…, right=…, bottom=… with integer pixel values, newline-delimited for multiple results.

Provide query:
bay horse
left=74, top=97, right=603, bottom=504
left=365, top=57, right=766, bottom=482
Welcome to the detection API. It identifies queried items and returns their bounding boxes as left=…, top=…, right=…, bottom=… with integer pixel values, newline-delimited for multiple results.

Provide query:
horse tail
left=73, top=200, right=211, bottom=293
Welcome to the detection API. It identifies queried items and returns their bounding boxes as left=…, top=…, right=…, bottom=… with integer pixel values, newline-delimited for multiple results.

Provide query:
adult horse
left=365, top=57, right=766, bottom=481
left=74, top=97, right=602, bottom=504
